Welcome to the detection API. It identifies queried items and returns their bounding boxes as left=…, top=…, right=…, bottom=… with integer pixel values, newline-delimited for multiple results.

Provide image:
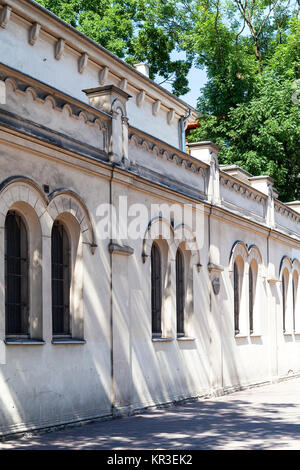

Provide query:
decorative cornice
left=275, top=202, right=300, bottom=223
left=129, top=133, right=207, bottom=178
left=1, top=74, right=109, bottom=133
left=220, top=175, right=265, bottom=205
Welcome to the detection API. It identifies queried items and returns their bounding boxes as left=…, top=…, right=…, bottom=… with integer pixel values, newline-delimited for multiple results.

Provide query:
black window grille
left=234, top=261, right=240, bottom=335
left=151, top=242, right=162, bottom=337
left=249, top=265, right=254, bottom=334
left=176, top=248, right=185, bottom=337
left=293, top=277, right=296, bottom=332
left=5, top=211, right=29, bottom=336
left=282, top=274, right=286, bottom=333
left=51, top=221, right=71, bottom=336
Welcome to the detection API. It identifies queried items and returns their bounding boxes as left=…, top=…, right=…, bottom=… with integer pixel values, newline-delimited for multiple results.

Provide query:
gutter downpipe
left=179, top=108, right=192, bottom=152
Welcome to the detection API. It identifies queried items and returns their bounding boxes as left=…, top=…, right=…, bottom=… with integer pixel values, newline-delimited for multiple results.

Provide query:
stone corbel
left=167, top=109, right=175, bottom=125
left=0, top=5, right=11, bottom=29
left=55, top=38, right=65, bottom=60
left=99, top=66, right=109, bottom=85
left=78, top=53, right=88, bottom=73
left=119, top=78, right=127, bottom=91
left=109, top=242, right=134, bottom=256
left=29, top=23, right=41, bottom=46
left=136, top=90, right=145, bottom=107
left=152, top=100, right=161, bottom=116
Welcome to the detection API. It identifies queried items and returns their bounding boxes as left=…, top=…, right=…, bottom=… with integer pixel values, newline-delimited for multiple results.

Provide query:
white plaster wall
left=0, top=144, right=112, bottom=435
left=1, top=80, right=107, bottom=150
left=220, top=184, right=265, bottom=219
left=1, top=138, right=300, bottom=434
left=129, top=143, right=206, bottom=195
left=213, top=219, right=271, bottom=388
left=275, top=209, right=300, bottom=234
left=0, top=16, right=181, bottom=148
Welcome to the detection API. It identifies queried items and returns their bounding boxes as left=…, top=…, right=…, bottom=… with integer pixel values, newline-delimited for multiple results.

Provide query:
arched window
left=293, top=272, right=298, bottom=333
left=151, top=242, right=162, bottom=337
left=234, top=261, right=240, bottom=335
left=249, top=264, right=254, bottom=334
left=176, top=248, right=185, bottom=337
left=282, top=271, right=288, bottom=333
left=5, top=211, right=29, bottom=336
left=51, top=221, right=71, bottom=336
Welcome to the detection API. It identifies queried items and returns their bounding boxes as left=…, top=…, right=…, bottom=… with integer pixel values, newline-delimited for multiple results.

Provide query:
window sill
left=4, top=339, right=45, bottom=345
left=234, top=334, right=248, bottom=339
left=250, top=333, right=262, bottom=338
left=52, top=338, right=86, bottom=344
left=152, top=337, right=173, bottom=343
left=177, top=336, right=196, bottom=341
left=283, top=332, right=293, bottom=336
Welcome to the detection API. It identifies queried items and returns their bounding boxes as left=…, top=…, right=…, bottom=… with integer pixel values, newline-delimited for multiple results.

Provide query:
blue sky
left=157, top=52, right=208, bottom=109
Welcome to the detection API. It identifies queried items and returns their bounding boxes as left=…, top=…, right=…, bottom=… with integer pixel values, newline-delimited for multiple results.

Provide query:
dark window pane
left=5, top=211, right=29, bottom=336
left=51, top=221, right=70, bottom=336
left=249, top=266, right=254, bottom=334
left=176, top=249, right=185, bottom=337
left=293, top=278, right=296, bottom=332
left=151, top=242, right=162, bottom=337
left=234, top=262, right=240, bottom=335
left=282, top=274, right=286, bottom=333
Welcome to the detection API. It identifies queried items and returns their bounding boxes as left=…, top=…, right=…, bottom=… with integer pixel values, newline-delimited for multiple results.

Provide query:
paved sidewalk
left=1, top=378, right=300, bottom=450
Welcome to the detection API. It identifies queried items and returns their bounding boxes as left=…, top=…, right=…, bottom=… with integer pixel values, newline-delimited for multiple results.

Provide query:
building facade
left=0, top=0, right=300, bottom=437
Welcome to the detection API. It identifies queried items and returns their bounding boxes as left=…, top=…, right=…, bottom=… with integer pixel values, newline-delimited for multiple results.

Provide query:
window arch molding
left=279, top=256, right=300, bottom=334
left=142, top=216, right=177, bottom=263
left=0, top=177, right=96, bottom=343
left=48, top=189, right=97, bottom=253
left=229, top=241, right=264, bottom=336
left=143, top=218, right=175, bottom=339
left=247, top=245, right=263, bottom=335
left=0, top=178, right=45, bottom=341
left=292, top=261, right=300, bottom=333
left=143, top=218, right=199, bottom=339
left=51, top=212, right=83, bottom=340
left=229, top=241, right=248, bottom=271
left=173, top=223, right=201, bottom=268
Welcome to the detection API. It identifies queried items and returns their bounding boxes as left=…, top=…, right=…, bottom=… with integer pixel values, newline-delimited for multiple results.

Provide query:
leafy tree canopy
left=184, top=1, right=299, bottom=201
left=37, top=0, right=300, bottom=201
left=36, top=0, right=193, bottom=95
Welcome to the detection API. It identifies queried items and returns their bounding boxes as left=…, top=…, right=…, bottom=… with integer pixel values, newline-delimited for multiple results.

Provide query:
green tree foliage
left=37, top=0, right=299, bottom=200
left=36, top=0, right=192, bottom=95
left=186, top=1, right=300, bottom=201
